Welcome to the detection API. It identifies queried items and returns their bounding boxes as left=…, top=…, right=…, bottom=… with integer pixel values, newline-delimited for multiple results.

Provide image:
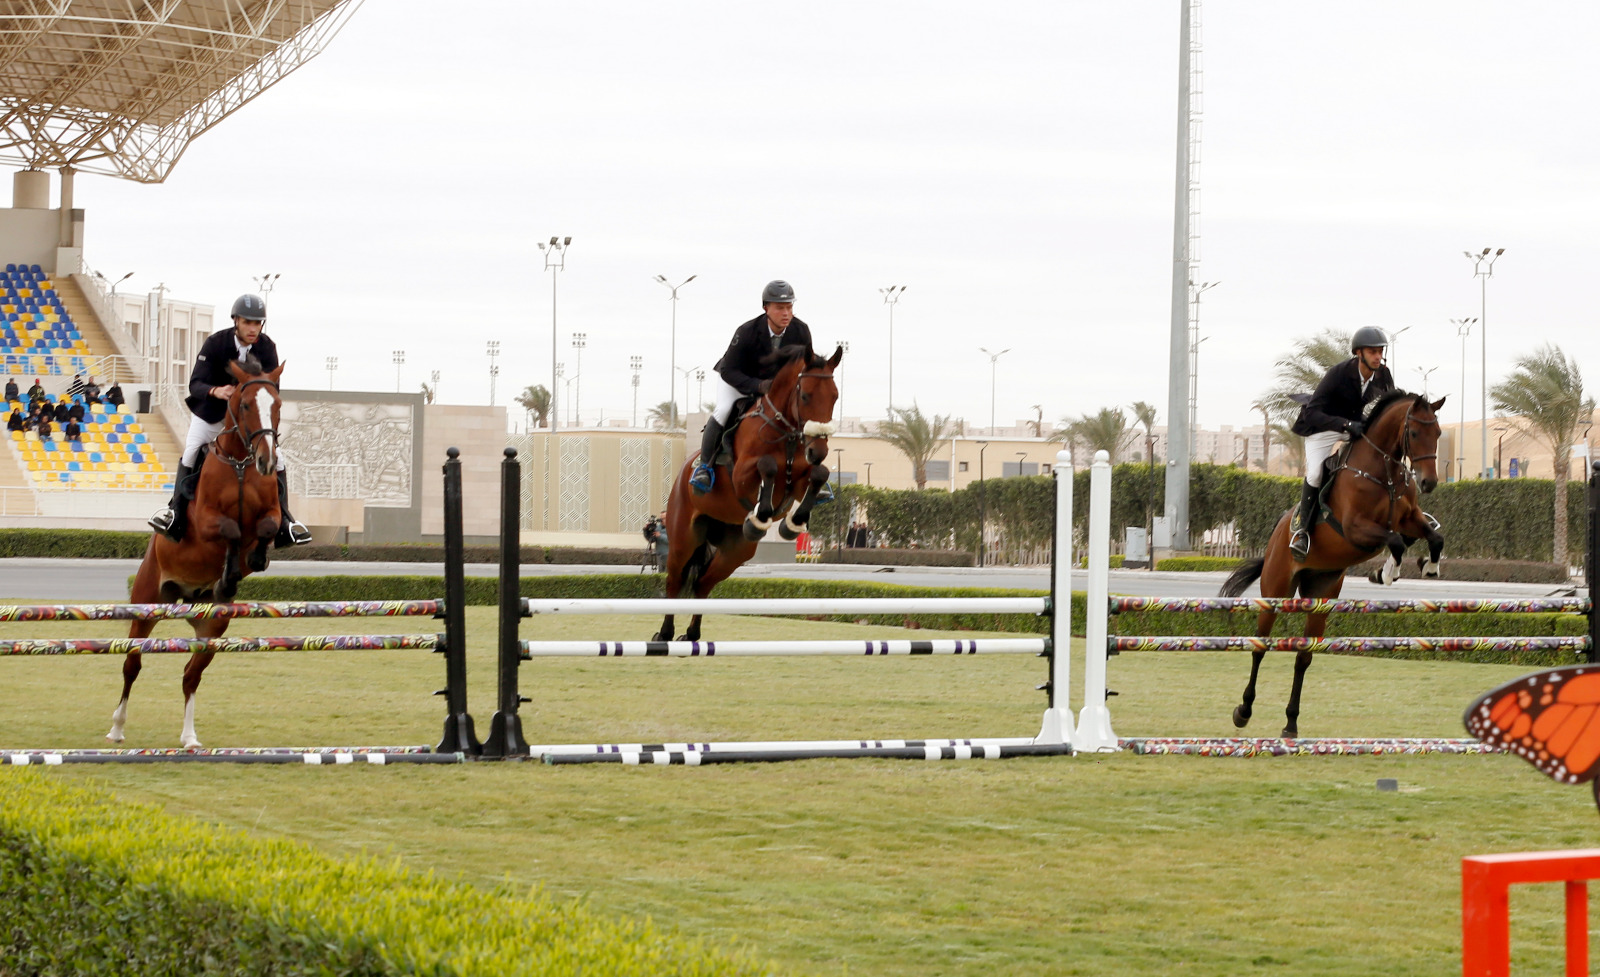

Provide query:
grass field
left=1, top=601, right=1595, bottom=975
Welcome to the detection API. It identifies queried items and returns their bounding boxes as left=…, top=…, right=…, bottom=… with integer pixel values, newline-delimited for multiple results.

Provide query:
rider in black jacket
left=1287, top=326, right=1394, bottom=558
left=689, top=280, right=815, bottom=493
left=148, top=293, right=312, bottom=547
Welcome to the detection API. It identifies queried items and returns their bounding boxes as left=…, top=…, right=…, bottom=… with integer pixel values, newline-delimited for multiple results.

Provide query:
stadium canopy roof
left=0, top=0, right=362, bottom=184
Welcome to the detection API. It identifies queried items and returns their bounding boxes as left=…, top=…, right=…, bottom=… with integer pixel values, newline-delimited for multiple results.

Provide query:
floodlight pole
left=880, top=286, right=906, bottom=415
left=979, top=347, right=1011, bottom=434
left=541, top=237, right=572, bottom=428
left=1465, top=248, right=1504, bottom=477
left=630, top=355, right=642, bottom=427
left=392, top=349, right=405, bottom=393
left=654, top=275, right=696, bottom=428
left=1451, top=318, right=1476, bottom=482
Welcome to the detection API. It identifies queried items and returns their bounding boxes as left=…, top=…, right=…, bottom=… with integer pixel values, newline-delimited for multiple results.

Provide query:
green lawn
left=0, top=604, right=1591, bottom=975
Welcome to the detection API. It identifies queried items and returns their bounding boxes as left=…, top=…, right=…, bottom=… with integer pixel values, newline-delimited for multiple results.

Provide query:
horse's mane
left=760, top=344, right=823, bottom=371
left=1363, top=387, right=1424, bottom=422
left=238, top=355, right=266, bottom=377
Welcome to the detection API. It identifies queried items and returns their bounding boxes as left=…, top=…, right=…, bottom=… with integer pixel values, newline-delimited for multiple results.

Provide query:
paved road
left=0, top=558, right=1582, bottom=602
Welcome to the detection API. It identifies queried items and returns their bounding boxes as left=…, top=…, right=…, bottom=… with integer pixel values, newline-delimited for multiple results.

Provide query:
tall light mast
left=1163, top=0, right=1204, bottom=552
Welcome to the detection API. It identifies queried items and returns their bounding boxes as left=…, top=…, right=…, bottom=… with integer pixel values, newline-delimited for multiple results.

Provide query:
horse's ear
left=827, top=344, right=843, bottom=369
left=1430, top=395, right=1447, bottom=412
left=270, top=361, right=286, bottom=383
left=225, top=360, right=247, bottom=383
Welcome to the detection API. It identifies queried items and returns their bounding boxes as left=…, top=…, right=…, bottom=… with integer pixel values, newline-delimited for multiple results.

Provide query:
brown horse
left=653, top=344, right=842, bottom=642
left=108, top=359, right=285, bottom=747
left=1221, top=390, right=1447, bottom=737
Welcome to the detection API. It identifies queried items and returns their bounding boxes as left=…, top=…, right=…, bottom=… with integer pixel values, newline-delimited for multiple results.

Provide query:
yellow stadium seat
left=8, top=431, right=19, bottom=441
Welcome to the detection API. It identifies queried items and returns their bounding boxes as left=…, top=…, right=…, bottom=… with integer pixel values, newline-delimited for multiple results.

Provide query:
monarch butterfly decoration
left=1465, top=665, right=1600, bottom=812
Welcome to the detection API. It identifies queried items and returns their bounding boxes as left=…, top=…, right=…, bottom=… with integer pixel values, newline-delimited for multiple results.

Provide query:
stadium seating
left=0, top=266, right=92, bottom=376
left=6, top=399, right=171, bottom=492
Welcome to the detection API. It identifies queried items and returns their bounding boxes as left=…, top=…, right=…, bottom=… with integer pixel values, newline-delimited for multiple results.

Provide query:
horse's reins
left=208, top=376, right=282, bottom=535
left=1342, top=398, right=1436, bottom=534
left=744, top=365, right=836, bottom=501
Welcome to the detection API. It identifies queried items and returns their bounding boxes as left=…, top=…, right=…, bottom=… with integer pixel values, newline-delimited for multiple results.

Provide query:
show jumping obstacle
left=477, top=447, right=1079, bottom=763
left=0, top=449, right=483, bottom=763
left=1073, top=452, right=1600, bottom=754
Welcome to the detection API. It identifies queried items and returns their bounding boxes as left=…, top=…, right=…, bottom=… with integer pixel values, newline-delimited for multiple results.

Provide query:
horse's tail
left=1218, top=557, right=1266, bottom=598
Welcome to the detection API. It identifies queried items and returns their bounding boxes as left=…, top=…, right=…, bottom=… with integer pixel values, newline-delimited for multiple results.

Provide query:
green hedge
left=0, top=776, right=767, bottom=976
left=1153, top=556, right=1241, bottom=572
left=0, top=528, right=149, bottom=558
left=222, top=574, right=1590, bottom=665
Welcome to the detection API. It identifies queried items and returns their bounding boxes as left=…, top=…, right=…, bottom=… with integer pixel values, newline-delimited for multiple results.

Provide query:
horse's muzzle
left=1421, top=477, right=1436, bottom=494
left=806, top=440, right=829, bottom=466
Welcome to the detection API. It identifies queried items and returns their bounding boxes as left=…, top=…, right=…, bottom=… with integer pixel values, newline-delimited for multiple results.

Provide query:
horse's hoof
left=1281, top=728, right=1297, bottom=740
left=181, top=737, right=202, bottom=750
left=1232, top=705, right=1251, bottom=729
left=105, top=731, right=123, bottom=744
left=676, top=633, right=698, bottom=642
left=777, top=523, right=798, bottom=541
left=742, top=520, right=765, bottom=542
left=650, top=630, right=673, bottom=642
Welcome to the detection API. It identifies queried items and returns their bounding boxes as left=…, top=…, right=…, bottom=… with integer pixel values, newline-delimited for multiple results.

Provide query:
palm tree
left=1260, top=328, right=1351, bottom=421
left=1056, top=407, right=1133, bottom=464
left=1129, top=401, right=1158, bottom=462
left=515, top=384, right=552, bottom=429
left=419, top=382, right=436, bottom=406
left=646, top=400, right=683, bottom=430
left=1269, top=422, right=1306, bottom=477
left=1249, top=398, right=1273, bottom=472
left=877, top=404, right=951, bottom=489
left=1491, top=344, right=1595, bottom=563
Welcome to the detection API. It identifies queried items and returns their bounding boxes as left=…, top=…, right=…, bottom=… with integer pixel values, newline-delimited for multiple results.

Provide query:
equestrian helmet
left=761, top=280, right=796, bottom=305
left=231, top=293, right=267, bottom=322
left=1350, top=326, right=1389, bottom=352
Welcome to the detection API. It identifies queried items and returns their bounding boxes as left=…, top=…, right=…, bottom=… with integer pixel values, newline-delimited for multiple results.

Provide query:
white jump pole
left=1075, top=449, right=1118, bottom=752
left=1036, top=449, right=1074, bottom=747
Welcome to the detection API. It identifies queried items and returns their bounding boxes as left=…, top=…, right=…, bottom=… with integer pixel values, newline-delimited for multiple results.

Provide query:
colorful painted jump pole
left=484, top=446, right=529, bottom=757
left=1124, top=737, right=1493, bottom=757
left=436, top=447, right=480, bottom=755
left=3, top=748, right=463, bottom=766
left=0, top=634, right=440, bottom=656
left=519, top=638, right=1047, bottom=657
left=1111, top=636, right=1587, bottom=655
left=1111, top=597, right=1591, bottom=615
left=0, top=599, right=445, bottom=621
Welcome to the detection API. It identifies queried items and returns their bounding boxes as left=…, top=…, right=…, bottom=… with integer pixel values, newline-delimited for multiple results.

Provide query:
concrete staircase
left=53, top=276, right=138, bottom=385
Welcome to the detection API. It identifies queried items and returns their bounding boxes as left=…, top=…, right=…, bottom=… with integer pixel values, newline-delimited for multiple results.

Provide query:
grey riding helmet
left=231, top=293, right=267, bottom=321
left=761, top=280, right=795, bottom=305
left=1350, top=326, right=1389, bottom=352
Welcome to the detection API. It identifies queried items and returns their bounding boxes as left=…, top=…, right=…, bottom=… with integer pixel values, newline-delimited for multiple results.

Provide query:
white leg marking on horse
left=1423, top=559, right=1440, bottom=578
left=1380, top=555, right=1399, bottom=586
left=180, top=694, right=201, bottom=749
left=107, top=699, right=128, bottom=743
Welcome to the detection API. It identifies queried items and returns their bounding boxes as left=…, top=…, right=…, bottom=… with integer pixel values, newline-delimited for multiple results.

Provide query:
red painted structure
left=1462, top=849, right=1600, bottom=976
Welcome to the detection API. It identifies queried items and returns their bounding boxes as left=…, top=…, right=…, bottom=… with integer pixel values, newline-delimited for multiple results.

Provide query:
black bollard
left=436, top=447, right=481, bottom=754
left=1589, top=460, right=1599, bottom=664
left=483, top=447, right=530, bottom=756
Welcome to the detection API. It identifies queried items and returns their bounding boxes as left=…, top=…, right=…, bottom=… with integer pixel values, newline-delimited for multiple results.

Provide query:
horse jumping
left=109, top=358, right=285, bottom=747
left=653, top=344, right=841, bottom=642
left=1221, top=390, right=1446, bottom=737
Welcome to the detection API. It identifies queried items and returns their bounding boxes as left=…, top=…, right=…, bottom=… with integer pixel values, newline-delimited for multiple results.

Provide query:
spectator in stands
left=6, top=408, right=22, bottom=432
left=27, top=400, right=43, bottom=427
left=3, top=376, right=16, bottom=402
left=149, top=293, right=312, bottom=547
left=83, top=376, right=101, bottom=404
left=52, top=399, right=69, bottom=423
left=26, top=378, right=44, bottom=404
left=65, top=373, right=85, bottom=399
left=105, top=382, right=124, bottom=409
left=63, top=418, right=81, bottom=444
left=36, top=415, right=51, bottom=440
left=67, top=398, right=84, bottom=423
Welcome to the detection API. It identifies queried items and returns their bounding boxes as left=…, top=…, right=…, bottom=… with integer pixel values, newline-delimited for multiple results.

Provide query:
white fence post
left=1074, top=450, right=1119, bottom=752
left=1036, top=449, right=1074, bottom=747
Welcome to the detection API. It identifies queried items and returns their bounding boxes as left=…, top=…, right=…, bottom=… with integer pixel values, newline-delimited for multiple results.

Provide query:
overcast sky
left=72, top=1, right=1599, bottom=434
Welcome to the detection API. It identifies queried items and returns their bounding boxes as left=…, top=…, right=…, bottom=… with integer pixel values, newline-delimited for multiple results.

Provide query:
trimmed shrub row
left=227, top=574, right=1590, bottom=666
left=0, top=776, right=766, bottom=977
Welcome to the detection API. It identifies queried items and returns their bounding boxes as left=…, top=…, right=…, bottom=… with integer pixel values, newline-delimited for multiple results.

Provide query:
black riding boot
left=149, top=463, right=193, bottom=541
left=1288, top=480, right=1319, bottom=559
left=274, top=469, right=314, bottom=547
left=689, top=419, right=724, bottom=493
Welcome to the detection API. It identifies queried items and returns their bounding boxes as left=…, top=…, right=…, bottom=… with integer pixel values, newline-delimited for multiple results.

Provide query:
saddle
left=711, top=396, right=757, bottom=467
left=1314, top=440, right=1355, bottom=519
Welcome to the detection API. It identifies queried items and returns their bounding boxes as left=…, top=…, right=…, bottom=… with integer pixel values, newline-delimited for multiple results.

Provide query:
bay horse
left=653, top=344, right=842, bottom=642
left=1221, top=390, right=1447, bottom=737
left=108, top=358, right=285, bottom=748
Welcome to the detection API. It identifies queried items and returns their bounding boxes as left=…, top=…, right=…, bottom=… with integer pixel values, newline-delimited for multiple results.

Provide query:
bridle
left=1343, top=396, right=1438, bottom=530
left=745, top=359, right=837, bottom=484
left=212, top=375, right=281, bottom=471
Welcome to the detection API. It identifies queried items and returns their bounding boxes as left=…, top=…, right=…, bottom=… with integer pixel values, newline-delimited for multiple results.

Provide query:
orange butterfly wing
left=1466, top=665, right=1600, bottom=786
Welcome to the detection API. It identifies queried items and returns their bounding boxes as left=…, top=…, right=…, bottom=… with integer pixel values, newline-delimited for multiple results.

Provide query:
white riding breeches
left=711, top=375, right=743, bottom=425
left=182, top=413, right=285, bottom=472
left=1302, top=430, right=1347, bottom=488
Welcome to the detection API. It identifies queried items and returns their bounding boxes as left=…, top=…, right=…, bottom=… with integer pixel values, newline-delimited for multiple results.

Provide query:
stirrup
left=689, top=463, right=714, bottom=493
left=148, top=507, right=175, bottom=533
left=285, top=519, right=313, bottom=546
left=1288, top=525, right=1310, bottom=558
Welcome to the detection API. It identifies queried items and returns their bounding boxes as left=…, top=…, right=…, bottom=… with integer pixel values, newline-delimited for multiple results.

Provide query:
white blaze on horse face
left=253, top=384, right=276, bottom=465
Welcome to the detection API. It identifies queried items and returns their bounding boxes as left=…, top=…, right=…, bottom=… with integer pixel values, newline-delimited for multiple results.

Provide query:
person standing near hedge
left=1287, top=326, right=1394, bottom=559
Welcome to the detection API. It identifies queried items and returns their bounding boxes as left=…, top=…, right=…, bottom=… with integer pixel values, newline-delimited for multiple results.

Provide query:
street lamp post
left=654, top=275, right=697, bottom=428
left=1465, top=248, right=1505, bottom=477
left=978, top=346, right=1010, bottom=434
left=1387, top=325, right=1412, bottom=375
left=253, top=273, right=279, bottom=298
left=325, top=356, right=337, bottom=391
left=1412, top=365, right=1438, bottom=397
left=863, top=461, right=872, bottom=487
left=676, top=365, right=697, bottom=424
left=431, top=370, right=440, bottom=404
left=540, top=236, right=572, bottom=428
left=486, top=340, right=501, bottom=406
left=880, top=285, right=906, bottom=415
left=1494, top=427, right=1508, bottom=479
left=1451, top=317, right=1477, bottom=481
left=1015, top=451, right=1027, bottom=477
left=629, top=355, right=642, bottom=427
left=833, top=338, right=850, bottom=429
left=392, top=350, right=405, bottom=393
left=1187, top=280, right=1219, bottom=459
left=570, top=332, right=587, bottom=428
left=695, top=369, right=705, bottom=413
left=833, top=448, right=845, bottom=547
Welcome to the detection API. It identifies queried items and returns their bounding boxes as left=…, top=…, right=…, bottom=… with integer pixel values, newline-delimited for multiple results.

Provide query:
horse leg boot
left=107, top=648, right=144, bottom=743
left=273, top=468, right=313, bottom=547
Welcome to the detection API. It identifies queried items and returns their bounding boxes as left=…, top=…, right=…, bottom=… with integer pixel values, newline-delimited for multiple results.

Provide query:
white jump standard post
left=1075, top=450, right=1118, bottom=752
left=1036, top=449, right=1075, bottom=748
